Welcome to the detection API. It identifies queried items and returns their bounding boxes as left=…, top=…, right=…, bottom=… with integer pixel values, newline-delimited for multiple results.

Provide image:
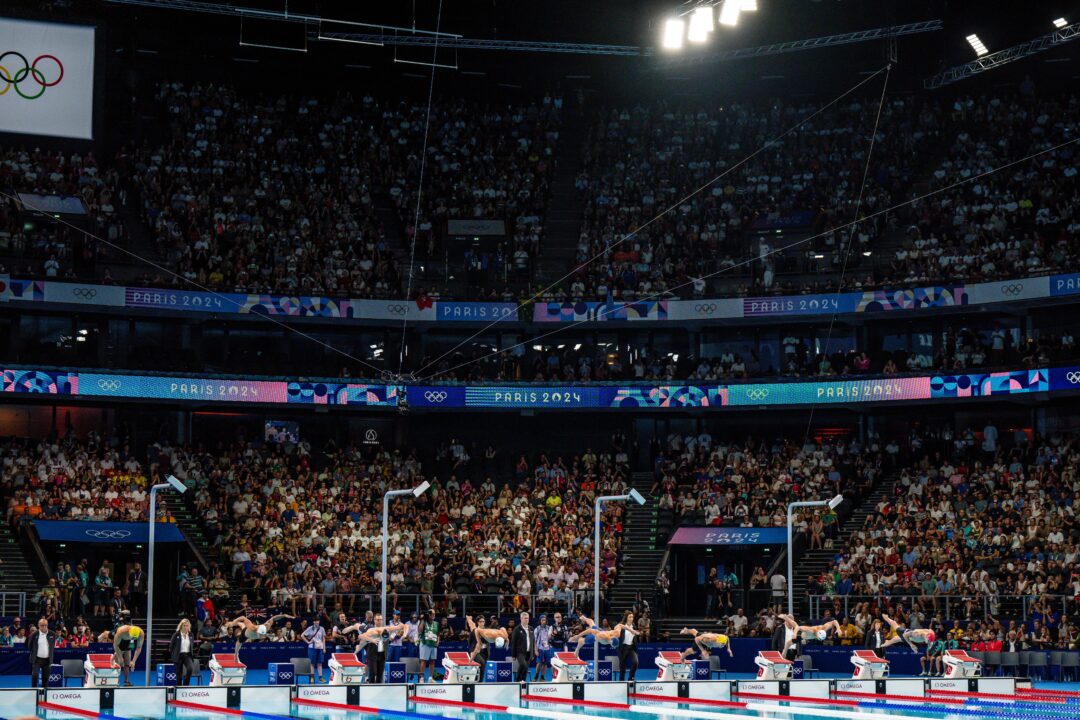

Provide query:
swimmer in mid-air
left=568, top=613, right=639, bottom=656
left=879, top=614, right=936, bottom=652
left=678, top=627, right=733, bottom=660
left=225, top=614, right=294, bottom=656
left=778, top=614, right=841, bottom=651
left=466, top=615, right=509, bottom=664
left=341, top=618, right=410, bottom=652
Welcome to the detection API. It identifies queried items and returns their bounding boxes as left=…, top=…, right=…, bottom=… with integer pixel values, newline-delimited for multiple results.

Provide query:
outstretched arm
left=680, top=627, right=699, bottom=638
left=342, top=623, right=364, bottom=634
left=266, top=614, right=294, bottom=628
left=465, top=616, right=477, bottom=632
left=778, top=614, right=799, bottom=631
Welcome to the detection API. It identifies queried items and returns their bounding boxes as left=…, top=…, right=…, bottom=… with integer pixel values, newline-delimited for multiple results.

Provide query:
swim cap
left=129, top=627, right=141, bottom=639
left=495, top=637, right=506, bottom=649
left=716, top=634, right=729, bottom=646
left=257, top=625, right=268, bottom=636
left=926, top=631, right=936, bottom=643
left=816, top=630, right=827, bottom=641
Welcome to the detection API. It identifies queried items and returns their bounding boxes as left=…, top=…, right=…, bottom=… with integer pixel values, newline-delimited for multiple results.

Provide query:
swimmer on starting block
left=778, top=614, right=841, bottom=651
left=466, top=615, right=508, bottom=665
left=112, top=624, right=144, bottom=687
left=568, top=613, right=639, bottom=656
left=225, top=614, right=295, bottom=656
left=678, top=627, right=733, bottom=660
left=879, top=614, right=936, bottom=652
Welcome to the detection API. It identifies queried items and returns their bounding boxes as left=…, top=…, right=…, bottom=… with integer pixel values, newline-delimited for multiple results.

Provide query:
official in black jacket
left=864, top=618, right=888, bottom=658
left=28, top=618, right=55, bottom=688
left=510, top=612, right=535, bottom=682
left=617, top=611, right=640, bottom=680
left=169, top=618, right=197, bottom=686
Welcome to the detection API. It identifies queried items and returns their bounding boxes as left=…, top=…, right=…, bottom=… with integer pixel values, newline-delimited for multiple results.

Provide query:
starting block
left=851, top=650, right=890, bottom=679
left=552, top=652, right=587, bottom=683
left=655, top=651, right=692, bottom=681
left=442, top=652, right=480, bottom=684
left=943, top=650, right=982, bottom=679
left=84, top=653, right=120, bottom=687
left=329, top=653, right=367, bottom=685
left=754, top=651, right=793, bottom=680
left=209, top=654, right=248, bottom=686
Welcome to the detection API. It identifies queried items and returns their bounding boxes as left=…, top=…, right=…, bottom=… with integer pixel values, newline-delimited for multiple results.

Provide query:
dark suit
left=28, top=628, right=55, bottom=687
left=510, top=624, right=534, bottom=681
left=864, top=627, right=887, bottom=657
left=170, top=631, right=197, bottom=685
left=771, top=624, right=797, bottom=660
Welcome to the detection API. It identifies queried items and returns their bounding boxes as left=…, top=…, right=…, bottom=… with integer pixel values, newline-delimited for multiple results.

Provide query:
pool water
left=35, top=689, right=1080, bottom=720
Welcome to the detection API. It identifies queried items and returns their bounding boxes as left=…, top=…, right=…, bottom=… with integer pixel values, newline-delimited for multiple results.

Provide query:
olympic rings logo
left=386, top=304, right=408, bottom=316
left=280, top=672, right=293, bottom=680
left=1000, top=284, right=1024, bottom=296
left=694, top=303, right=718, bottom=314
left=0, top=52, right=64, bottom=100
left=424, top=391, right=448, bottom=403
left=745, top=388, right=770, bottom=401
left=73, top=288, right=98, bottom=299
left=1066, top=371, right=1080, bottom=384
left=86, top=529, right=131, bottom=539
left=98, top=379, right=121, bottom=391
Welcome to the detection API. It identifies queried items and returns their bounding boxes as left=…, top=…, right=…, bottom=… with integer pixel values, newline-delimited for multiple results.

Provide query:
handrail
left=808, top=593, right=1075, bottom=623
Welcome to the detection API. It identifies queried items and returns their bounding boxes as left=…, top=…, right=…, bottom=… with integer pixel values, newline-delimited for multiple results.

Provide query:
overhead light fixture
left=862, top=251, right=872, bottom=257
left=966, top=34, right=989, bottom=56
left=688, top=6, right=713, bottom=43
left=1054, top=18, right=1068, bottom=28
left=662, top=18, right=685, bottom=50
left=741, top=0, right=758, bottom=11
left=719, top=0, right=741, bottom=27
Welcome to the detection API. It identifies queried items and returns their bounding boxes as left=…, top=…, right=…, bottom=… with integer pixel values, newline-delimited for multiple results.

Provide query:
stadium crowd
left=2, top=89, right=1078, bottom=305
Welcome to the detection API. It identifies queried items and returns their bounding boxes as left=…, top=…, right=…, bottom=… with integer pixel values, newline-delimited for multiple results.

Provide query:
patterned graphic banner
left=0, top=274, right=1073, bottom=323
left=1, top=367, right=1062, bottom=410
left=669, top=527, right=788, bottom=545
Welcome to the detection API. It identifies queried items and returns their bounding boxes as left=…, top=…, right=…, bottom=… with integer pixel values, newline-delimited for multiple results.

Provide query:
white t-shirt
left=37, top=632, right=50, bottom=659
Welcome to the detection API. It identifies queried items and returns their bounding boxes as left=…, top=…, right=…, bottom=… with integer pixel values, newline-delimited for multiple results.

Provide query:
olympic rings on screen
left=694, top=303, right=718, bottom=314
left=424, top=391, right=448, bottom=403
left=0, top=53, right=64, bottom=99
left=745, top=388, right=770, bottom=401
left=97, top=379, right=122, bottom=391
left=1066, top=371, right=1080, bottom=384
left=86, top=529, right=131, bottom=539
left=73, top=287, right=97, bottom=299
left=386, top=304, right=408, bottom=316
left=1000, top=283, right=1024, bottom=296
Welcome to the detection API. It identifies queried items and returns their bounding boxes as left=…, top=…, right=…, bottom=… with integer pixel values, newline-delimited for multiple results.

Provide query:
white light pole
left=785, top=494, right=843, bottom=617
left=381, top=481, right=430, bottom=620
left=593, top=489, right=646, bottom=664
left=145, top=474, right=187, bottom=686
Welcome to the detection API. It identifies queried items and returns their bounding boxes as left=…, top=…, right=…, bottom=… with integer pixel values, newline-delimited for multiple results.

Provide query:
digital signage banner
left=0, top=19, right=95, bottom=140
left=668, top=527, right=788, bottom=545
left=2, top=273, right=1075, bottom=323
left=35, top=520, right=185, bottom=543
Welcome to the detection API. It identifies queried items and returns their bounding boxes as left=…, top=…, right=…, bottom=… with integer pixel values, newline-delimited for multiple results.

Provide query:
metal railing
left=0, top=592, right=26, bottom=616
left=808, top=593, right=1078, bottom=622
left=250, top=591, right=576, bottom=619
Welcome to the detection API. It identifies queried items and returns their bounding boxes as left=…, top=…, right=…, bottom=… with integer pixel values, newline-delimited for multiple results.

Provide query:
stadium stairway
left=537, top=108, right=588, bottom=288
left=171, top=493, right=217, bottom=581
left=606, top=473, right=665, bottom=617
left=790, top=471, right=899, bottom=618
left=0, top=521, right=41, bottom=608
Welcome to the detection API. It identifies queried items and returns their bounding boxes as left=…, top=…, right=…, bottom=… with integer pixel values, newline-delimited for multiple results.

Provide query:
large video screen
left=0, top=18, right=95, bottom=140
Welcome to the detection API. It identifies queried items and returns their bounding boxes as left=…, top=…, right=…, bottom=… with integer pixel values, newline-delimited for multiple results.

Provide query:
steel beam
left=925, top=22, right=1080, bottom=89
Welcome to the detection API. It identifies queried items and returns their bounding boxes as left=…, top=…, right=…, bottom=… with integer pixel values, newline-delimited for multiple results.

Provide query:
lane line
left=293, top=696, right=451, bottom=720
left=38, top=702, right=132, bottom=720
left=628, top=693, right=747, bottom=708
left=520, top=694, right=632, bottom=709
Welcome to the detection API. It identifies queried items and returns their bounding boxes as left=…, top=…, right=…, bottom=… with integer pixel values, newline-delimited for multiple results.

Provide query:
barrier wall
left=0, top=688, right=37, bottom=716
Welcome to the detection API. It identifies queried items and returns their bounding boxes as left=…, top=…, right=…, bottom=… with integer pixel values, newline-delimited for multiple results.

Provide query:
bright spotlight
left=741, top=0, right=758, bottom=11
left=662, top=18, right=685, bottom=50
left=688, top=6, right=713, bottom=43
left=966, top=34, right=989, bottom=56
left=719, top=0, right=741, bottom=26
left=1053, top=18, right=1068, bottom=28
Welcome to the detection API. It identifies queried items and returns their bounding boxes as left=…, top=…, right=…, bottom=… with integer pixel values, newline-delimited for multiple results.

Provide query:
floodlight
left=966, top=34, right=989, bottom=56
left=828, top=494, right=844, bottom=510
left=662, top=19, right=685, bottom=50
left=413, top=480, right=431, bottom=497
left=1053, top=18, right=1068, bottom=29
left=688, top=6, right=713, bottom=43
left=165, top=474, right=187, bottom=494
left=628, top=488, right=646, bottom=506
left=741, top=0, right=758, bottom=11
left=719, top=0, right=741, bottom=27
